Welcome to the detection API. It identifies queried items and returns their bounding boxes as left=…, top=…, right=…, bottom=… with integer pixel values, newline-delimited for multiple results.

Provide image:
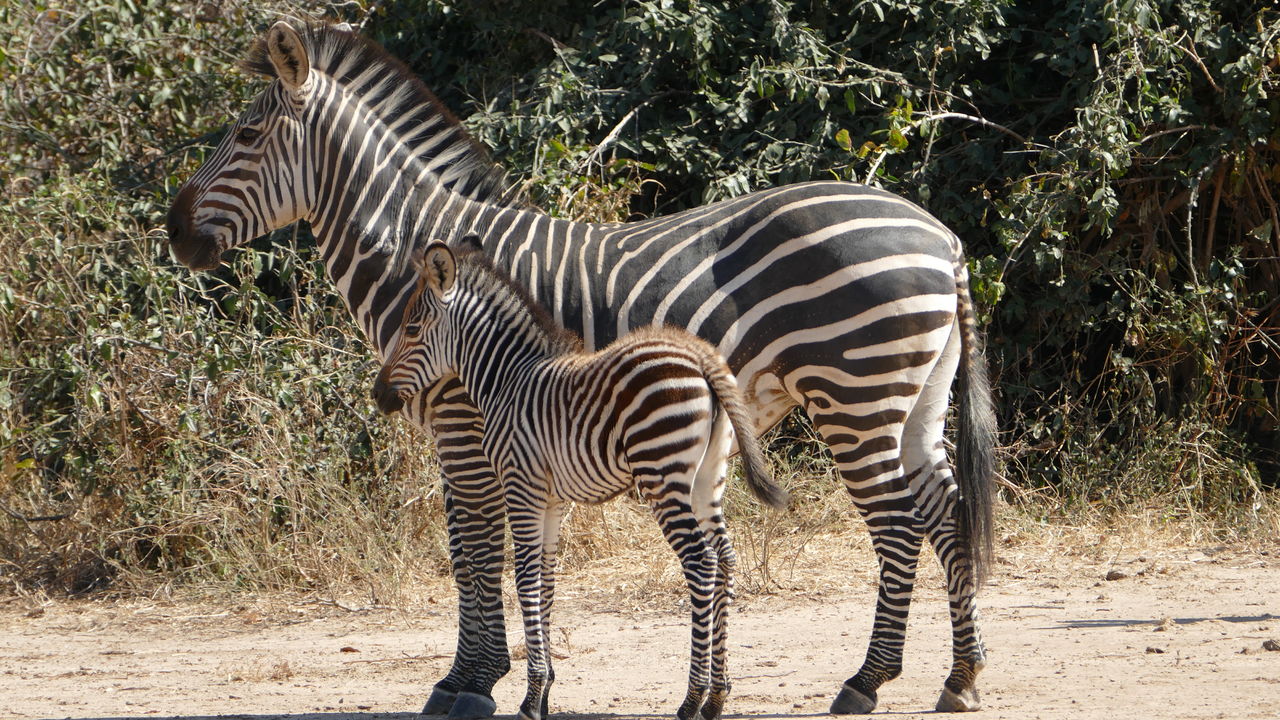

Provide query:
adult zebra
left=166, top=19, right=997, bottom=717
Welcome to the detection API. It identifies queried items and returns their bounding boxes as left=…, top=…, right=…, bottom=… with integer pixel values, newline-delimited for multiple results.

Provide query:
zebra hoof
left=829, top=684, right=877, bottom=714
left=422, top=686, right=458, bottom=715
left=447, top=691, right=498, bottom=720
left=676, top=697, right=703, bottom=720
left=935, top=686, right=981, bottom=712
left=699, top=696, right=726, bottom=720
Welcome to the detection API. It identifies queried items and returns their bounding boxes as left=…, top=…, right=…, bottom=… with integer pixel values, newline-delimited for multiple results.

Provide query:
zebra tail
left=954, top=261, right=998, bottom=587
left=700, top=351, right=789, bottom=511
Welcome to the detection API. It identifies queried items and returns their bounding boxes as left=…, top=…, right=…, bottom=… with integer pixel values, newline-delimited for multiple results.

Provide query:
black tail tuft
left=954, top=272, right=998, bottom=587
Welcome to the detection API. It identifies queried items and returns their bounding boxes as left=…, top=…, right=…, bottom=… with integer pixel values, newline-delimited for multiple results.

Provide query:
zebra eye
left=405, top=323, right=422, bottom=336
left=237, top=126, right=262, bottom=143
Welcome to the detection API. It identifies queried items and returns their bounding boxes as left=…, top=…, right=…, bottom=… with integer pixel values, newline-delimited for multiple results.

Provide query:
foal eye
left=238, top=126, right=262, bottom=143
left=405, top=323, right=422, bottom=336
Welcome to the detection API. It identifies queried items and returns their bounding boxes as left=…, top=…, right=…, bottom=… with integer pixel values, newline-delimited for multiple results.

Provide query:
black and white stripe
left=166, top=19, right=997, bottom=716
left=372, top=241, right=787, bottom=720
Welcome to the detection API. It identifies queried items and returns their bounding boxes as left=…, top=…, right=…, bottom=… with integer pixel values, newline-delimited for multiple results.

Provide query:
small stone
left=1145, top=646, right=1165, bottom=654
left=1263, top=639, right=1280, bottom=652
left=1105, top=569, right=1127, bottom=581
left=1153, top=617, right=1175, bottom=632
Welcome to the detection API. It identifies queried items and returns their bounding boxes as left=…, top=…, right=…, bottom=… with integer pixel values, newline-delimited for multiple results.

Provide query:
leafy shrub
left=1, top=1, right=450, bottom=596
left=2, top=0, right=1277, bottom=595
left=371, top=0, right=1279, bottom=504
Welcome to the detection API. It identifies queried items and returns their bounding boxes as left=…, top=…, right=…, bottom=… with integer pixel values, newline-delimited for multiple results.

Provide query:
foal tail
left=698, top=347, right=790, bottom=510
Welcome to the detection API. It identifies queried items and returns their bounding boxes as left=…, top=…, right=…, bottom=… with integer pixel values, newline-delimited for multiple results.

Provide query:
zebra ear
left=422, top=242, right=457, bottom=299
left=266, top=21, right=311, bottom=93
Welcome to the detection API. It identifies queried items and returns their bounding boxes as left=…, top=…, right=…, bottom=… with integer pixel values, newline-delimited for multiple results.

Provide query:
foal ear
left=422, top=242, right=457, bottom=299
left=266, top=21, right=311, bottom=93
left=409, top=247, right=428, bottom=276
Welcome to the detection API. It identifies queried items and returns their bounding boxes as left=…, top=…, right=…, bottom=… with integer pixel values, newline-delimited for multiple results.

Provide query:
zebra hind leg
left=806, top=396, right=925, bottom=714
left=922, top=481, right=986, bottom=712
left=639, top=472, right=718, bottom=720
left=699, top=528, right=736, bottom=720
left=829, top=506, right=925, bottom=715
left=689, top=418, right=735, bottom=720
left=901, top=324, right=987, bottom=713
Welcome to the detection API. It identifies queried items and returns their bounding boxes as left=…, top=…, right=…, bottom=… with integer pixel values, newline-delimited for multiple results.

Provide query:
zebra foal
left=373, top=238, right=789, bottom=720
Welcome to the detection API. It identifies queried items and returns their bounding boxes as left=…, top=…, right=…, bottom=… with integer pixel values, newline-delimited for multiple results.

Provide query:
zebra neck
left=448, top=275, right=574, bottom=413
left=304, top=171, right=516, bottom=358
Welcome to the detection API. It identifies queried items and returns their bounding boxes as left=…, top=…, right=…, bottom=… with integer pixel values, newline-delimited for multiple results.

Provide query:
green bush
left=370, top=0, right=1279, bottom=506
left=1, top=1, right=450, bottom=595
left=2, top=0, right=1276, bottom=594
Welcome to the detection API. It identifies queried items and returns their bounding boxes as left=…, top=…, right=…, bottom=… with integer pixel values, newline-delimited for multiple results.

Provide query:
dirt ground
left=3, top=533, right=1279, bottom=720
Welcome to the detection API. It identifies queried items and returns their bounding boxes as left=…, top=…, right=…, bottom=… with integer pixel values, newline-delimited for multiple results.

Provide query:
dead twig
left=1, top=502, right=71, bottom=523
left=916, top=111, right=1031, bottom=146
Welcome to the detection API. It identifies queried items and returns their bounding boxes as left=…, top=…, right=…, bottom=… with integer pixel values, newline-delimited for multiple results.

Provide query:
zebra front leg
left=422, top=485, right=481, bottom=715
left=830, top=507, right=924, bottom=714
left=535, top=501, right=568, bottom=720
left=508, top=498, right=556, bottom=720
left=423, top=381, right=510, bottom=719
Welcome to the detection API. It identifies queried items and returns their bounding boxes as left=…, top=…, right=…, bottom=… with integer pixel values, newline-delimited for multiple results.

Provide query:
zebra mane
left=454, top=248, right=585, bottom=357
left=240, top=18, right=528, bottom=210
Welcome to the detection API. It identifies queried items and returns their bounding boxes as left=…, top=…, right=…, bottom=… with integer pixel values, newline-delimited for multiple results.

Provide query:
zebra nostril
left=372, top=377, right=404, bottom=415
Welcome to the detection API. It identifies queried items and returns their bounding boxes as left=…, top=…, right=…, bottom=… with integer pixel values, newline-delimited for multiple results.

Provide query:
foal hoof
left=422, top=686, right=458, bottom=715
left=829, top=685, right=877, bottom=714
left=447, top=691, right=498, bottom=720
left=935, top=686, right=981, bottom=712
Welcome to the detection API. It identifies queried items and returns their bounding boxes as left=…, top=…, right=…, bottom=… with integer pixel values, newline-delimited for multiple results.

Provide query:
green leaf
left=888, top=127, right=908, bottom=151
left=835, top=128, right=852, bottom=152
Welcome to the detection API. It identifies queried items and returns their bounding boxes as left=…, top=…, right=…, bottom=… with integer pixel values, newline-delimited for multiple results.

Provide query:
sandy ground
left=3, top=537, right=1279, bottom=720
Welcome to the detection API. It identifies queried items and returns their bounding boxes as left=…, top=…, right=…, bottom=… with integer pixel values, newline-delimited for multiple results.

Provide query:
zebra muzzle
left=371, top=376, right=405, bottom=415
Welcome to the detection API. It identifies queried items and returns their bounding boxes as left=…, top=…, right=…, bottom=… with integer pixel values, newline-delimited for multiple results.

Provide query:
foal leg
left=535, top=501, right=568, bottom=719
left=690, top=412, right=735, bottom=720
left=638, top=467, right=718, bottom=720
left=506, top=486, right=556, bottom=720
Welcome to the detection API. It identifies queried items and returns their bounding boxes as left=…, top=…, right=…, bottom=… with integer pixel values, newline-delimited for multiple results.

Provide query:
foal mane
left=455, top=248, right=585, bottom=357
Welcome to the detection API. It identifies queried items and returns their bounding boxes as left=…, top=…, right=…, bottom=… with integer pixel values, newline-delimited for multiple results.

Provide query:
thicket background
left=2, top=0, right=1277, bottom=596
